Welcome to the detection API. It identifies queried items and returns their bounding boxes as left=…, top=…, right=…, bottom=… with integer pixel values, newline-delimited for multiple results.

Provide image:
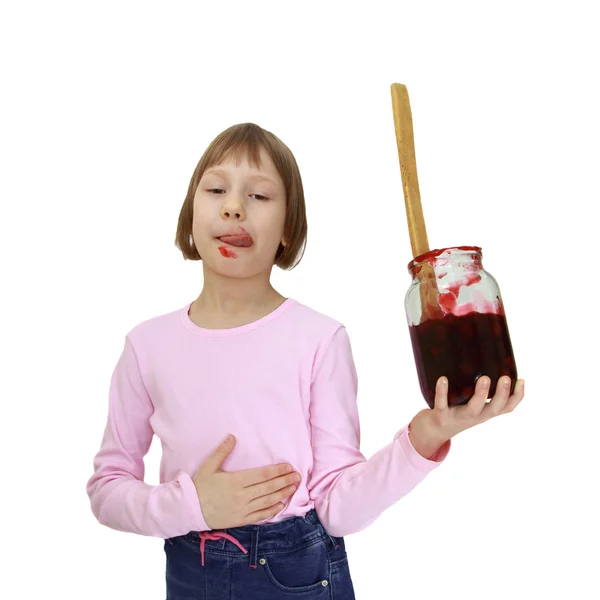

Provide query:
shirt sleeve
left=307, top=326, right=451, bottom=537
left=86, top=336, right=209, bottom=538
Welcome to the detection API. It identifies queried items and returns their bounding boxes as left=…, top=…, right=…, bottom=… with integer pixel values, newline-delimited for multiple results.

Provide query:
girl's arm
left=307, top=326, right=450, bottom=538
left=85, top=336, right=208, bottom=538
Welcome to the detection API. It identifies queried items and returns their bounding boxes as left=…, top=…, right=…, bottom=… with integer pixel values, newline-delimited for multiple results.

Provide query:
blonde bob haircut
left=175, top=122, right=307, bottom=270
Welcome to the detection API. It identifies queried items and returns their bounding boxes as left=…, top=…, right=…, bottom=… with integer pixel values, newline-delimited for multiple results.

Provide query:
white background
left=2, top=1, right=599, bottom=598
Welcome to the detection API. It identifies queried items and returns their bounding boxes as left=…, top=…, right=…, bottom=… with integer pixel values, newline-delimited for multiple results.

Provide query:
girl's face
left=192, top=146, right=287, bottom=278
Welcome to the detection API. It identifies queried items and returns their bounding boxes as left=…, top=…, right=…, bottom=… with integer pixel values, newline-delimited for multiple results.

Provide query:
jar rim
left=407, top=245, right=482, bottom=272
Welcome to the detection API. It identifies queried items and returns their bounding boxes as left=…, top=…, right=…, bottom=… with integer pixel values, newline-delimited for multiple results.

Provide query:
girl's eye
left=208, top=189, right=268, bottom=201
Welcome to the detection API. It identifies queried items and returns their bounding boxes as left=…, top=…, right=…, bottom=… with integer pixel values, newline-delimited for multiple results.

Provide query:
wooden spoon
left=390, top=83, right=443, bottom=321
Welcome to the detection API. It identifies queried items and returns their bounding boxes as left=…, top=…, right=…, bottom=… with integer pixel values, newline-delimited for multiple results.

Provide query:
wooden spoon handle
left=390, top=83, right=430, bottom=258
left=391, top=83, right=441, bottom=321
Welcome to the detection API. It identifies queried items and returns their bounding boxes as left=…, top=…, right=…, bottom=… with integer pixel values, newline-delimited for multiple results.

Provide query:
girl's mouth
left=217, top=234, right=253, bottom=248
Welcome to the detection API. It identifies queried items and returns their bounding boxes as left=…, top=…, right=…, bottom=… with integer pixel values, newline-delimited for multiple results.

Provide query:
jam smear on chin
left=218, top=246, right=237, bottom=258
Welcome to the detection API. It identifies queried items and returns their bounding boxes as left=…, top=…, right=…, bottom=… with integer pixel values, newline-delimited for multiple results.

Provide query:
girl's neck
left=189, top=267, right=286, bottom=329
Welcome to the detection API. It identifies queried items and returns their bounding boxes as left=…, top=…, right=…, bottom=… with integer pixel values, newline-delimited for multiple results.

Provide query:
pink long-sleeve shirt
left=86, top=298, right=450, bottom=539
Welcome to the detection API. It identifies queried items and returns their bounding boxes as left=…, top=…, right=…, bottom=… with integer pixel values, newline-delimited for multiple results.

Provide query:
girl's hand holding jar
left=408, top=374, right=525, bottom=460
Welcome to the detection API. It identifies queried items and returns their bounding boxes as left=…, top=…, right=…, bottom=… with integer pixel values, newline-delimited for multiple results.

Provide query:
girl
left=86, top=122, right=525, bottom=599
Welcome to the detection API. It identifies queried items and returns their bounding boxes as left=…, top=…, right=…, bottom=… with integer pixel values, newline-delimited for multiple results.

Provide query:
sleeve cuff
left=176, top=470, right=210, bottom=532
left=395, top=424, right=451, bottom=470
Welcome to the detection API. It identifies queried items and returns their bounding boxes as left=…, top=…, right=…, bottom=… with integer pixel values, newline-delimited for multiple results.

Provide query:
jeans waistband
left=176, top=509, right=336, bottom=568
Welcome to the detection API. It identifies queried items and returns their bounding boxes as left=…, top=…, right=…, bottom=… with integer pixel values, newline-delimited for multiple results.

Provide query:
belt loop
left=326, top=532, right=339, bottom=550
left=249, top=526, right=259, bottom=569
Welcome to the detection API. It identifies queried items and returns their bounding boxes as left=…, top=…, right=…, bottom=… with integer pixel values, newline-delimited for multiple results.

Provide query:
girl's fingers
left=502, top=379, right=525, bottom=414
left=481, top=376, right=511, bottom=420
left=433, top=377, right=449, bottom=411
left=467, top=376, right=491, bottom=417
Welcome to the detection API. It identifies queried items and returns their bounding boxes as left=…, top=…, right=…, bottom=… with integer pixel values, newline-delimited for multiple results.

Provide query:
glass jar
left=405, top=246, right=518, bottom=409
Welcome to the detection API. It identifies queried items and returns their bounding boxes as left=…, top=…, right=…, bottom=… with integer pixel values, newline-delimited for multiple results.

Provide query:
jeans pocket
left=259, top=539, right=332, bottom=595
left=330, top=556, right=356, bottom=599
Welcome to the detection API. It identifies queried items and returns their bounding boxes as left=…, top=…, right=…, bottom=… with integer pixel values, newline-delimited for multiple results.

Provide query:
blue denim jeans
left=164, top=509, right=356, bottom=599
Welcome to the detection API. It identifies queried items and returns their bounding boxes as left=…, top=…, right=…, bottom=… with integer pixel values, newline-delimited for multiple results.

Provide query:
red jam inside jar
left=406, top=246, right=517, bottom=408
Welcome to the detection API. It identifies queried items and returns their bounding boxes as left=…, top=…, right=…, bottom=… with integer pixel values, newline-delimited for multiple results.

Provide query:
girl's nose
left=220, top=196, right=246, bottom=220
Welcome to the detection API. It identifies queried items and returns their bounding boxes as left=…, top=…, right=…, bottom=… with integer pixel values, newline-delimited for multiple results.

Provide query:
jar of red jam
left=405, top=246, right=518, bottom=409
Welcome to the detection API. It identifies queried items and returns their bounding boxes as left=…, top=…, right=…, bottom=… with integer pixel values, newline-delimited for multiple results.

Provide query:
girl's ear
left=281, top=237, right=288, bottom=247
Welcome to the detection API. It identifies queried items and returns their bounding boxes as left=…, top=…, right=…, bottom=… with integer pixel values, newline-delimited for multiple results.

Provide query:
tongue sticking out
left=218, top=234, right=253, bottom=248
